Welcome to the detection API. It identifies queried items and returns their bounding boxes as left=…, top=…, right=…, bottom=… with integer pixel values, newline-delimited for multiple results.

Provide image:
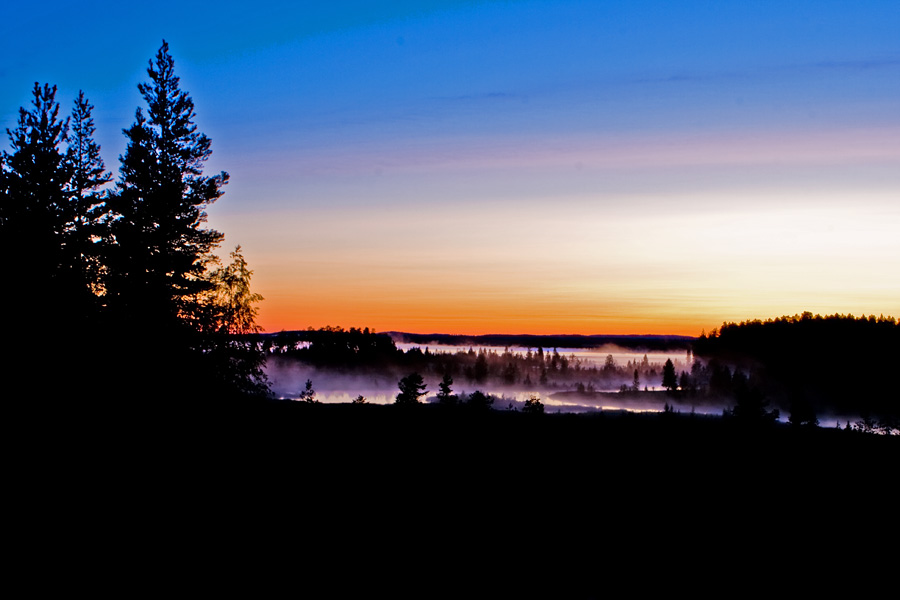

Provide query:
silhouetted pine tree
left=108, top=40, right=226, bottom=326
left=1, top=83, right=72, bottom=299
left=0, top=83, right=103, bottom=398
left=1, top=84, right=73, bottom=356
left=65, top=90, right=111, bottom=314
left=396, top=372, right=427, bottom=405
left=106, top=40, right=227, bottom=400
left=662, top=359, right=677, bottom=391
left=437, top=373, right=456, bottom=405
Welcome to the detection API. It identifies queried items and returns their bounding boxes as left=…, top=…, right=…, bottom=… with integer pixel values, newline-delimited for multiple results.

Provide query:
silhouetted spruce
left=396, top=372, right=427, bottom=405
left=465, top=390, right=494, bottom=411
left=662, top=358, right=677, bottom=391
left=1, top=84, right=73, bottom=311
left=102, top=41, right=237, bottom=400
left=107, top=40, right=226, bottom=332
left=65, top=90, right=112, bottom=315
left=437, top=373, right=457, bottom=405
left=1, top=83, right=84, bottom=395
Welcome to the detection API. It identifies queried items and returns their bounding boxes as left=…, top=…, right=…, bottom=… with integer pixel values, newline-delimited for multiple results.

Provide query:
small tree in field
left=298, top=379, right=317, bottom=403
left=436, top=373, right=457, bottom=405
left=396, top=372, right=427, bottom=405
left=522, top=395, right=544, bottom=414
left=466, top=390, right=494, bottom=411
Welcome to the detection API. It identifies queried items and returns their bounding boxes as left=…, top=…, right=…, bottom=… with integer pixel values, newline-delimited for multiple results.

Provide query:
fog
left=263, top=340, right=879, bottom=426
left=395, top=343, right=694, bottom=375
left=264, top=344, right=712, bottom=414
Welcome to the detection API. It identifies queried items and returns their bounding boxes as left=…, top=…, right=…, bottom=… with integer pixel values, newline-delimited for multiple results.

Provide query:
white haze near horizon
left=265, top=344, right=700, bottom=412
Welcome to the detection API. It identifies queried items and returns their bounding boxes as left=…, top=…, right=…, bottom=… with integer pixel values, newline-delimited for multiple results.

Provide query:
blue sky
left=2, top=1, right=899, bottom=333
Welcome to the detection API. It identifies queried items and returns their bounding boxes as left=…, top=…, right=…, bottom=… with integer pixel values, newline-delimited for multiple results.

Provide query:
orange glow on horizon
left=257, top=297, right=762, bottom=337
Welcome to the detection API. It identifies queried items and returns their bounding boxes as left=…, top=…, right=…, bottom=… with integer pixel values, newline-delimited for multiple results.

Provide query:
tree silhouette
left=104, top=40, right=228, bottom=399
left=466, top=390, right=494, bottom=410
left=678, top=371, right=690, bottom=393
left=1, top=83, right=75, bottom=394
left=1, top=45, right=269, bottom=402
left=1, top=84, right=72, bottom=302
left=437, top=373, right=457, bottom=405
left=788, top=396, right=818, bottom=428
left=730, top=374, right=779, bottom=425
left=205, top=245, right=264, bottom=336
left=107, top=40, right=226, bottom=333
left=298, top=379, right=318, bottom=403
left=604, top=354, right=616, bottom=372
left=662, top=359, right=677, bottom=391
left=473, top=352, right=488, bottom=383
left=522, top=395, right=544, bottom=414
left=200, top=246, right=269, bottom=398
left=396, top=372, right=427, bottom=405
left=65, top=90, right=111, bottom=311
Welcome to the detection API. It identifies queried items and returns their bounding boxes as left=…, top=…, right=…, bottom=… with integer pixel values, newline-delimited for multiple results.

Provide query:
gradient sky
left=2, top=1, right=898, bottom=335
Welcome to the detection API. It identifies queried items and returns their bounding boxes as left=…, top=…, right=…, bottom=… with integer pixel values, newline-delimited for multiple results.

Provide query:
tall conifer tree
left=1, top=84, right=75, bottom=324
left=106, top=41, right=227, bottom=400
left=108, top=40, right=226, bottom=332
left=0, top=84, right=78, bottom=393
left=65, top=91, right=111, bottom=308
left=1, top=83, right=72, bottom=276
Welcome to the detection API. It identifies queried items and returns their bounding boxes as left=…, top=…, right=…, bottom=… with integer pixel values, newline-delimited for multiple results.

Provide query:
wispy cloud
left=811, top=57, right=900, bottom=71
left=429, top=91, right=524, bottom=102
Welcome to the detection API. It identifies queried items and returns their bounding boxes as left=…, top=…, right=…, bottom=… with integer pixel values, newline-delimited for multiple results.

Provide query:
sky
left=2, top=1, right=898, bottom=335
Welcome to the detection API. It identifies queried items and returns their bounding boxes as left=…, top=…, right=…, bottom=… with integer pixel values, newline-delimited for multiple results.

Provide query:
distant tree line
left=389, top=332, right=693, bottom=351
left=0, top=41, right=267, bottom=403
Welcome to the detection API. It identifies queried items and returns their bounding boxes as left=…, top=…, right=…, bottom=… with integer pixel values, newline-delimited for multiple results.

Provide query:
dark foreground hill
left=150, top=399, right=897, bottom=490
left=13, top=398, right=896, bottom=596
left=39, top=398, right=895, bottom=484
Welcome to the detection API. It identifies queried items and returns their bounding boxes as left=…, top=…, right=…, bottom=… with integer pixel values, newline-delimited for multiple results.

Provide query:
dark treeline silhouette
left=387, top=331, right=693, bottom=351
left=693, top=312, right=899, bottom=432
left=1, top=41, right=267, bottom=405
left=266, top=326, right=401, bottom=368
